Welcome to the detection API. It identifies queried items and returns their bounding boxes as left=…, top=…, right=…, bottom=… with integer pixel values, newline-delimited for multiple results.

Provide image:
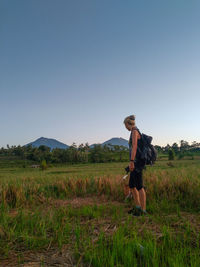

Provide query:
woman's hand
left=129, top=161, right=135, bottom=172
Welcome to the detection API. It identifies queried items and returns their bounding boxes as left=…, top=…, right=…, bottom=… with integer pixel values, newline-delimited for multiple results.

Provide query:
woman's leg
left=135, top=167, right=146, bottom=211
left=129, top=170, right=141, bottom=206
left=138, top=187, right=146, bottom=210
left=131, top=187, right=141, bottom=206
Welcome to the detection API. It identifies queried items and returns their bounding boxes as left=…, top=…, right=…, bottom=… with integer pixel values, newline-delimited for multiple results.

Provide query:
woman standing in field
left=124, top=115, right=147, bottom=216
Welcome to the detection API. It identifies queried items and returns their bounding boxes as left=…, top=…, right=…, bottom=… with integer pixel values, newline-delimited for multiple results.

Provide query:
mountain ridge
left=25, top=136, right=129, bottom=150
left=25, top=137, right=69, bottom=150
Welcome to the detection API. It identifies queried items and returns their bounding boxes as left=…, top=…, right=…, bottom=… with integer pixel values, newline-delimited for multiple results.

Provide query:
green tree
left=168, top=149, right=175, bottom=160
left=180, top=140, right=189, bottom=151
left=172, top=143, right=179, bottom=154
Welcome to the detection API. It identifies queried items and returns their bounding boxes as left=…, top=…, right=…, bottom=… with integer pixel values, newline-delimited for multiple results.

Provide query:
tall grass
left=83, top=223, right=200, bottom=267
left=0, top=161, right=200, bottom=212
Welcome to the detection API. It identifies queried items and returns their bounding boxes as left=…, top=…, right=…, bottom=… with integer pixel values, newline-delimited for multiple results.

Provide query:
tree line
left=0, top=140, right=199, bottom=165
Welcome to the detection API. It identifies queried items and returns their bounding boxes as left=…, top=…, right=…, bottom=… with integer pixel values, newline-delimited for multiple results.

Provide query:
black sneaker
left=131, top=207, right=143, bottom=216
left=128, top=207, right=136, bottom=214
left=128, top=207, right=143, bottom=216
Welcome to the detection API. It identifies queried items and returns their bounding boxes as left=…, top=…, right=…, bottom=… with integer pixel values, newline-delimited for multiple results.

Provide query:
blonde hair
left=123, top=115, right=136, bottom=126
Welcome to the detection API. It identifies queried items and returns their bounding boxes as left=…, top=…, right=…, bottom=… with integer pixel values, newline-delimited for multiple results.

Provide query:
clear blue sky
left=1, top=0, right=200, bottom=148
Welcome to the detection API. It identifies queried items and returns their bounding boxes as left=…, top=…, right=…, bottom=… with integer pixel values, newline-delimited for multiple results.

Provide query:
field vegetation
left=0, top=153, right=199, bottom=266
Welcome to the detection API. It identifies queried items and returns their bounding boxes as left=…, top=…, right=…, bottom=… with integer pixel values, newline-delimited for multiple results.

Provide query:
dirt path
left=49, top=195, right=125, bottom=208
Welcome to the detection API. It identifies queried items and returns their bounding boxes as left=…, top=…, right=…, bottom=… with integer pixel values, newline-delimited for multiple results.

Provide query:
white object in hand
left=122, top=174, right=129, bottom=180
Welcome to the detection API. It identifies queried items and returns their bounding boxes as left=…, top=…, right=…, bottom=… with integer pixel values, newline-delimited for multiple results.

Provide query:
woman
left=123, top=115, right=147, bottom=216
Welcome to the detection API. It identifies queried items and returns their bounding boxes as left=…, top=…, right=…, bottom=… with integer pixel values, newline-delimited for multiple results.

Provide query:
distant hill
left=90, top=137, right=129, bottom=149
left=25, top=136, right=129, bottom=151
left=25, top=137, right=69, bottom=150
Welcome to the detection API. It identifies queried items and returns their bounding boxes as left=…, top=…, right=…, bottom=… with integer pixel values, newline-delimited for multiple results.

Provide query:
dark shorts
left=129, top=164, right=144, bottom=190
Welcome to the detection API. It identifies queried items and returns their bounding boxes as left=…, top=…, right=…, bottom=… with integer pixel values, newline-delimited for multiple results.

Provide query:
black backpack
left=135, top=128, right=157, bottom=166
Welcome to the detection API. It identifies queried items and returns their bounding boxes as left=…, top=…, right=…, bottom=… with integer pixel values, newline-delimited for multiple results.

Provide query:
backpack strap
left=137, top=128, right=142, bottom=139
left=132, top=127, right=142, bottom=139
left=131, top=127, right=143, bottom=159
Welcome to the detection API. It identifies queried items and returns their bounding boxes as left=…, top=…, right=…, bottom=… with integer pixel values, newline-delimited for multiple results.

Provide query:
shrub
left=168, top=149, right=175, bottom=160
left=178, top=153, right=184, bottom=160
left=40, top=159, right=47, bottom=170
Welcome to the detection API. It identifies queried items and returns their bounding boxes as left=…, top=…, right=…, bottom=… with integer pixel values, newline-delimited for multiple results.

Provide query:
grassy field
left=0, top=159, right=200, bottom=266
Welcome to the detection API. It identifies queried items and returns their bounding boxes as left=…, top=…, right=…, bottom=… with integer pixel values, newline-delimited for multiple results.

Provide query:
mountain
left=102, top=137, right=129, bottom=147
left=90, top=137, right=129, bottom=148
left=25, top=137, right=69, bottom=150
left=25, top=136, right=129, bottom=151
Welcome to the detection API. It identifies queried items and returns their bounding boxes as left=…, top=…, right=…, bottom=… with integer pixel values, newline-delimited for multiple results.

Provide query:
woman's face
left=125, top=122, right=132, bottom=131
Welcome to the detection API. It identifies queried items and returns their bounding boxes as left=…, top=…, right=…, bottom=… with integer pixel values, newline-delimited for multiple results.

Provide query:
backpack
left=134, top=128, right=157, bottom=166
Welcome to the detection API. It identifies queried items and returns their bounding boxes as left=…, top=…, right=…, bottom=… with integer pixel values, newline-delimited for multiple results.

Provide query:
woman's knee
left=130, top=186, right=138, bottom=193
left=136, top=185, right=143, bottom=191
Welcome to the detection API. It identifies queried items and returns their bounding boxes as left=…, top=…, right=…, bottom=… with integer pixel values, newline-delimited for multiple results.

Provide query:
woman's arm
left=130, top=129, right=138, bottom=161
